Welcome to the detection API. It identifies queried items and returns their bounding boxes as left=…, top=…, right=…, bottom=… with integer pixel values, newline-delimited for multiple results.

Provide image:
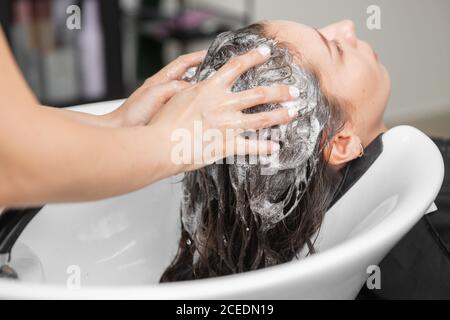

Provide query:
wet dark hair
left=160, top=23, right=347, bottom=282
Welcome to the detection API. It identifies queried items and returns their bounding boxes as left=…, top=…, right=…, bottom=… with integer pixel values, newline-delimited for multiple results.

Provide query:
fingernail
left=257, top=44, right=271, bottom=58
left=287, top=108, right=297, bottom=118
left=289, top=85, right=300, bottom=98
left=259, top=155, right=270, bottom=165
left=272, top=142, right=280, bottom=152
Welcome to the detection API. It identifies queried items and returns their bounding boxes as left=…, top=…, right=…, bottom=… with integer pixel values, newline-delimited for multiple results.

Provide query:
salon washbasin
left=0, top=100, right=444, bottom=299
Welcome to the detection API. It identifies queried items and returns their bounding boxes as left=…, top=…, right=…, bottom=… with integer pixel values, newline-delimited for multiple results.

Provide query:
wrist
left=147, top=123, right=188, bottom=180
left=100, top=109, right=125, bottom=128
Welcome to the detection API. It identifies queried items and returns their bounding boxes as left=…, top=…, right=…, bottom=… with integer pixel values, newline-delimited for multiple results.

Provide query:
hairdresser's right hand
left=149, top=45, right=300, bottom=173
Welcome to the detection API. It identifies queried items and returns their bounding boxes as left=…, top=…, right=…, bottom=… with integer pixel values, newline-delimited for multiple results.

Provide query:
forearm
left=42, top=105, right=123, bottom=128
left=0, top=27, right=176, bottom=207
left=0, top=106, right=172, bottom=207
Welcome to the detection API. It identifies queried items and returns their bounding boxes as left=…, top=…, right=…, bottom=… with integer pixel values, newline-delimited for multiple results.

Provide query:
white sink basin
left=0, top=101, right=444, bottom=299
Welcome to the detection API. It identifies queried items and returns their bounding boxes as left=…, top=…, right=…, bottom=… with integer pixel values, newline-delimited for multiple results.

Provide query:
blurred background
left=1, top=0, right=449, bottom=137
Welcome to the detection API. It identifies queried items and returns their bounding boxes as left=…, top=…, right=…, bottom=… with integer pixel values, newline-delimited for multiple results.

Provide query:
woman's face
left=265, top=20, right=391, bottom=145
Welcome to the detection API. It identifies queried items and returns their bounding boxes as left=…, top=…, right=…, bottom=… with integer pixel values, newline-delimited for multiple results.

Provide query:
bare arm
left=0, top=28, right=167, bottom=206
left=41, top=105, right=122, bottom=128
left=0, top=105, right=172, bottom=207
left=0, top=27, right=297, bottom=207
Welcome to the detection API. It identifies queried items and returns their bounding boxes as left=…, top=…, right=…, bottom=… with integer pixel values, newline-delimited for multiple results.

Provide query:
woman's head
left=160, top=20, right=390, bottom=282
left=264, top=20, right=390, bottom=166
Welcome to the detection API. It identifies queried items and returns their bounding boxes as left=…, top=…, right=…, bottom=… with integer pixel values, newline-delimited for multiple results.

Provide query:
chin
left=380, top=64, right=391, bottom=95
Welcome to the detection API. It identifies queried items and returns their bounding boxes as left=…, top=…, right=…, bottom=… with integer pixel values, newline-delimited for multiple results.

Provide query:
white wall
left=192, top=0, right=450, bottom=123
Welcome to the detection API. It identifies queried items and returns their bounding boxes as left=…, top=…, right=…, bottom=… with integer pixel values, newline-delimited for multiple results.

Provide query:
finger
left=142, top=80, right=192, bottom=110
left=234, top=136, right=280, bottom=156
left=238, top=107, right=295, bottom=131
left=209, top=44, right=271, bottom=87
left=231, top=85, right=300, bottom=111
left=146, top=50, right=207, bottom=86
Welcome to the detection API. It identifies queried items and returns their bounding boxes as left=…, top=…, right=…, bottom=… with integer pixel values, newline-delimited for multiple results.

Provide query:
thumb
left=141, top=80, right=193, bottom=119
left=146, top=80, right=193, bottom=106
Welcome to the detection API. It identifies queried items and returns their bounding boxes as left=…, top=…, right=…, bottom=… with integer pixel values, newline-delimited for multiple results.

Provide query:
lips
left=368, top=44, right=379, bottom=61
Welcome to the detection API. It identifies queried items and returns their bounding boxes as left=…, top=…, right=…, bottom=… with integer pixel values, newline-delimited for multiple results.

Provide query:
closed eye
left=314, top=28, right=344, bottom=62
left=332, top=40, right=344, bottom=58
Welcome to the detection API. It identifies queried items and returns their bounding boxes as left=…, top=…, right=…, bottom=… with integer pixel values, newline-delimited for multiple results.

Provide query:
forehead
left=264, top=20, right=325, bottom=71
left=266, top=20, right=343, bottom=97
left=265, top=20, right=310, bottom=36
left=264, top=20, right=317, bottom=52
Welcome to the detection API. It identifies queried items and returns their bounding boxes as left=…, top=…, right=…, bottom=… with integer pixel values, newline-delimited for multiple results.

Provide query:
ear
left=324, top=123, right=363, bottom=169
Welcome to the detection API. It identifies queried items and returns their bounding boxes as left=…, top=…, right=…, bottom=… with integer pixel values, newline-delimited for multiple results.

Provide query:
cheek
left=346, top=60, right=381, bottom=102
left=355, top=62, right=387, bottom=118
left=332, top=61, right=387, bottom=133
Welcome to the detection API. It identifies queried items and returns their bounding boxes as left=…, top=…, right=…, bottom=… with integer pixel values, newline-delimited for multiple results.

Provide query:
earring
left=358, top=143, right=364, bottom=158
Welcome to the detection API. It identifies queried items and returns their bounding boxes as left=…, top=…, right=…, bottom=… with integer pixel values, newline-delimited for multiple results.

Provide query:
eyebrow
left=314, top=28, right=331, bottom=57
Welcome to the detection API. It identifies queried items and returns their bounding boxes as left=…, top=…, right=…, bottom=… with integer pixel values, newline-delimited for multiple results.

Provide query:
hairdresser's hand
left=150, top=45, right=300, bottom=173
left=107, top=50, right=206, bottom=127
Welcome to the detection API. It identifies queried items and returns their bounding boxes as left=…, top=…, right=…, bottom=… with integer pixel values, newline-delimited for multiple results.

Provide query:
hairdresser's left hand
left=106, top=50, right=206, bottom=127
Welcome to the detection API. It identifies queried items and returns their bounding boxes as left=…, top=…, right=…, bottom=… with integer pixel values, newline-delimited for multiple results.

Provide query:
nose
left=319, top=20, right=358, bottom=48
left=339, top=20, right=358, bottom=47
